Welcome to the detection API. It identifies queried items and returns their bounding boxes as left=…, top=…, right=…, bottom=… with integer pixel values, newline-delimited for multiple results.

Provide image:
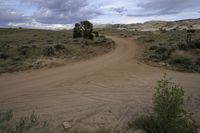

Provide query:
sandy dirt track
left=0, top=37, right=200, bottom=132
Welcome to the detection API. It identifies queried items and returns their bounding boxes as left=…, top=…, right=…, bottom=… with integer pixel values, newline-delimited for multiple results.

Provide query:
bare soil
left=0, top=36, right=199, bottom=132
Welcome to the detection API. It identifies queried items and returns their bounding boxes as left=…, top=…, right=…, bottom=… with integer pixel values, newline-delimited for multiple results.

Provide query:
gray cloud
left=127, top=0, right=200, bottom=17
left=0, top=7, right=29, bottom=26
left=0, top=0, right=199, bottom=27
left=112, top=7, right=127, bottom=15
left=23, top=0, right=102, bottom=24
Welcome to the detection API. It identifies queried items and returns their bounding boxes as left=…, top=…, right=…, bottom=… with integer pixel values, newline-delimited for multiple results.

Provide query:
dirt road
left=0, top=37, right=200, bottom=132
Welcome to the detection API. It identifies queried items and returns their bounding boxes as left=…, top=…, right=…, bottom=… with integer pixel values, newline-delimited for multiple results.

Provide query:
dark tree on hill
left=73, top=20, right=96, bottom=40
left=73, top=23, right=82, bottom=38
left=80, top=21, right=94, bottom=40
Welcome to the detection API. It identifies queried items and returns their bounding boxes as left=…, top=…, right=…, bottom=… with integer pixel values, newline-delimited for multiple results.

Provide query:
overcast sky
left=0, top=0, right=200, bottom=29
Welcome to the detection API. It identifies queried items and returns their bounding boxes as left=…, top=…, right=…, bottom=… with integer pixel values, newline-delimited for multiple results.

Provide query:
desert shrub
left=147, top=44, right=174, bottom=61
left=0, top=52, right=9, bottom=59
left=159, top=28, right=167, bottom=33
left=42, top=46, right=55, bottom=56
left=149, top=52, right=169, bottom=61
left=27, top=40, right=35, bottom=44
left=0, top=110, right=49, bottom=133
left=177, top=39, right=200, bottom=50
left=133, top=115, right=159, bottom=133
left=0, top=43, right=10, bottom=51
left=96, top=128, right=111, bottom=133
left=134, top=77, right=196, bottom=133
left=144, top=38, right=155, bottom=43
left=46, top=40, right=54, bottom=44
left=11, top=56, right=21, bottom=62
left=188, top=41, right=196, bottom=49
left=54, top=44, right=66, bottom=51
left=194, top=49, right=200, bottom=55
left=194, top=39, right=200, bottom=49
left=149, top=45, right=159, bottom=51
left=152, top=77, right=195, bottom=133
left=195, top=56, right=200, bottom=66
left=31, top=45, right=38, bottom=49
left=177, top=42, right=188, bottom=50
left=170, top=55, right=193, bottom=66
left=155, top=46, right=169, bottom=54
left=147, top=53, right=162, bottom=62
left=18, top=46, right=30, bottom=56
left=74, top=128, right=111, bottom=133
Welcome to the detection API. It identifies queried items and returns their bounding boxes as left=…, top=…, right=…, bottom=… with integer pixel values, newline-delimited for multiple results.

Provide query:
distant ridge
left=95, top=18, right=200, bottom=31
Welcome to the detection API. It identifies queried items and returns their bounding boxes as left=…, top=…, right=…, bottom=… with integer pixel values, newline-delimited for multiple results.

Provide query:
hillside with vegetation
left=0, top=27, right=114, bottom=73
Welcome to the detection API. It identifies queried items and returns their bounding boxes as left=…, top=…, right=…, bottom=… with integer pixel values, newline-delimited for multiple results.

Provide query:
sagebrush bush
left=170, top=55, right=193, bottom=67
left=0, top=110, right=49, bottom=133
left=147, top=43, right=176, bottom=61
left=54, top=44, right=66, bottom=51
left=194, top=39, right=200, bottom=49
left=149, top=45, right=159, bottom=51
left=134, top=76, right=196, bottom=133
left=42, top=46, right=55, bottom=56
left=152, top=77, right=195, bottom=133
left=195, top=56, right=200, bottom=66
left=177, top=42, right=188, bottom=50
left=18, top=46, right=30, bottom=56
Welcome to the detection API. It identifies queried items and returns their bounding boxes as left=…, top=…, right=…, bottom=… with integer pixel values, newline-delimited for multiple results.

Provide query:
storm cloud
left=23, top=0, right=102, bottom=24
left=0, top=0, right=199, bottom=28
left=127, top=0, right=200, bottom=17
left=0, top=2, right=29, bottom=26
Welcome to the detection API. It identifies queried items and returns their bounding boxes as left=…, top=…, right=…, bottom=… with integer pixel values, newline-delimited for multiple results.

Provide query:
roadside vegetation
left=0, top=110, right=49, bottom=133
left=0, top=26, right=113, bottom=73
left=98, top=28, right=200, bottom=72
left=137, top=29, right=200, bottom=72
left=131, top=75, right=196, bottom=133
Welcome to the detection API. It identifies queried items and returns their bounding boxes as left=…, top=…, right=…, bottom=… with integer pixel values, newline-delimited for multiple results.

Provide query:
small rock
left=197, top=129, right=200, bottom=133
left=63, top=121, right=72, bottom=130
left=159, top=62, right=167, bottom=66
left=134, top=129, right=147, bottom=133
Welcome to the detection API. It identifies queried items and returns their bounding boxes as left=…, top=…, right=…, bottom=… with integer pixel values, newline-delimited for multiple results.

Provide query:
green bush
left=147, top=44, right=175, bottom=61
left=149, top=45, right=159, bottom=51
left=144, top=38, right=155, bottom=43
left=18, top=46, right=30, bottom=56
left=177, top=42, right=188, bottom=50
left=194, top=39, right=200, bottom=49
left=54, top=44, right=66, bottom=51
left=147, top=52, right=169, bottom=61
left=74, top=128, right=111, bottom=133
left=0, top=110, right=49, bottom=133
left=155, top=46, right=169, bottom=54
left=152, top=77, right=195, bottom=133
left=170, top=55, right=193, bottom=67
left=177, top=39, right=200, bottom=50
left=134, top=77, right=196, bottom=133
left=0, top=52, right=9, bottom=59
left=42, top=46, right=55, bottom=56
left=195, top=56, right=200, bottom=66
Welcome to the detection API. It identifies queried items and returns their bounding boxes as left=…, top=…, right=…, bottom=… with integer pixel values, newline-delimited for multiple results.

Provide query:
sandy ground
left=0, top=36, right=200, bottom=132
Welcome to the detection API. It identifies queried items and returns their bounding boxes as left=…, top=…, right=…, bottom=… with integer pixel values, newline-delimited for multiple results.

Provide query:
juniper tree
left=73, top=23, right=82, bottom=38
